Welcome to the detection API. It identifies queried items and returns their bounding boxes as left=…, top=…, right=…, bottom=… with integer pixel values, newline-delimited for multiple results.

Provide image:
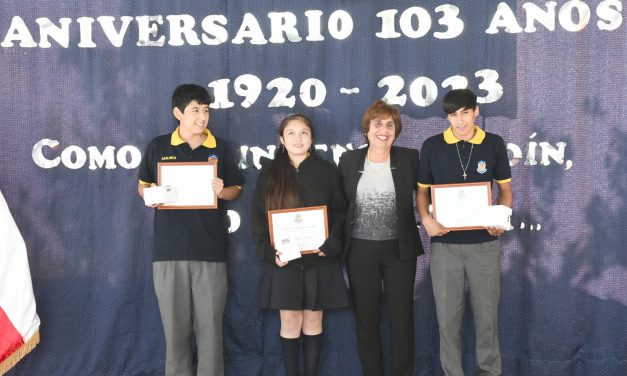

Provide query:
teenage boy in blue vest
left=137, top=84, right=244, bottom=376
left=417, top=88, right=512, bottom=376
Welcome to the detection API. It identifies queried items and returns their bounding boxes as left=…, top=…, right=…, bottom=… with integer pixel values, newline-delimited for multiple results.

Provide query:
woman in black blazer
left=338, top=100, right=423, bottom=376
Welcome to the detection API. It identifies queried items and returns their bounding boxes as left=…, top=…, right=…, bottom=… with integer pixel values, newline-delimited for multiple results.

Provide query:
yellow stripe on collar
left=170, top=127, right=217, bottom=148
left=443, top=126, right=486, bottom=145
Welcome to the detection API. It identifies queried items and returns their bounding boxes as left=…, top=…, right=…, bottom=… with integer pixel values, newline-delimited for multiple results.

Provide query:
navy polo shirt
left=138, top=127, right=244, bottom=262
left=418, top=126, right=511, bottom=244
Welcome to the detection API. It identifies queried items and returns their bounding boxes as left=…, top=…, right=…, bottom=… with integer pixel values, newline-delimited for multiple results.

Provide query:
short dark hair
left=442, top=89, right=477, bottom=114
left=360, top=100, right=402, bottom=140
left=171, top=84, right=213, bottom=113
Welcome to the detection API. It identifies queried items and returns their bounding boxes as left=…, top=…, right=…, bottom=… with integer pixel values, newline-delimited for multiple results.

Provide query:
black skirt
left=260, top=261, right=350, bottom=310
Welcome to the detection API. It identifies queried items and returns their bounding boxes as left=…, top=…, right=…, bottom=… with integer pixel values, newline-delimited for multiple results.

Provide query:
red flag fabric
left=0, top=190, right=40, bottom=375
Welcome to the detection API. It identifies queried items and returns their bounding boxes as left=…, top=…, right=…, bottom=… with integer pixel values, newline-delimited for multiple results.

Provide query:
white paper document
left=158, top=161, right=217, bottom=209
left=143, top=185, right=178, bottom=206
left=431, top=182, right=512, bottom=231
left=268, top=206, right=328, bottom=253
left=481, top=205, right=513, bottom=231
left=276, top=236, right=302, bottom=263
left=432, top=182, right=491, bottom=230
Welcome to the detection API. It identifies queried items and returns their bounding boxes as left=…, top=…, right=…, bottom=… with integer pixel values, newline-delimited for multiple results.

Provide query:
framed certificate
left=268, top=206, right=329, bottom=254
left=431, top=182, right=492, bottom=231
left=157, top=160, right=217, bottom=209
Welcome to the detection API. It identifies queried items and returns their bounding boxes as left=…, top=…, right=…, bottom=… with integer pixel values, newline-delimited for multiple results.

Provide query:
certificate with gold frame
left=268, top=206, right=328, bottom=254
left=431, top=182, right=492, bottom=231
left=157, top=160, right=217, bottom=209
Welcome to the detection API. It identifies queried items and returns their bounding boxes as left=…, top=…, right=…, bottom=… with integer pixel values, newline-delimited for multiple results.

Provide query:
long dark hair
left=265, top=114, right=316, bottom=211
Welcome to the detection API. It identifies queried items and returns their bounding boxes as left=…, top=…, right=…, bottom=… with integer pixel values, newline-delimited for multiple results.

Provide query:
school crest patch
left=477, top=160, right=487, bottom=174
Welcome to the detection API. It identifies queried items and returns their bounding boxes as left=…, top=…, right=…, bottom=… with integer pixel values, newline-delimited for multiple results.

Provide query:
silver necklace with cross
left=455, top=142, right=474, bottom=181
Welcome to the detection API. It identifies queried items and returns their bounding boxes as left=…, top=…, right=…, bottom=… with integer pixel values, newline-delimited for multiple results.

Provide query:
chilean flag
left=0, top=190, right=40, bottom=375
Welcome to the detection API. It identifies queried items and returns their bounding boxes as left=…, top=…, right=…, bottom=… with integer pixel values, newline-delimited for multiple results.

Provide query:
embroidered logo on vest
left=477, top=160, right=487, bottom=174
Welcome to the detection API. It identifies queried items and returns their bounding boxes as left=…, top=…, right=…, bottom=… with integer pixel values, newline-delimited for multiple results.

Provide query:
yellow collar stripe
left=443, top=126, right=485, bottom=145
left=170, top=127, right=217, bottom=148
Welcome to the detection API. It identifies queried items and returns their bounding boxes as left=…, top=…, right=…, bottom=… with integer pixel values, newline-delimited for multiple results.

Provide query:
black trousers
left=346, top=238, right=417, bottom=376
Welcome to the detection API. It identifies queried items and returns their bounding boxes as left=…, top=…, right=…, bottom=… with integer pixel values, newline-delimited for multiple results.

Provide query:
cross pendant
left=463, top=172, right=467, bottom=180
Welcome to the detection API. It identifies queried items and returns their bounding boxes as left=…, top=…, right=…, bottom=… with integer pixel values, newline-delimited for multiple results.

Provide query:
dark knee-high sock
left=281, top=336, right=301, bottom=376
left=303, top=333, right=323, bottom=376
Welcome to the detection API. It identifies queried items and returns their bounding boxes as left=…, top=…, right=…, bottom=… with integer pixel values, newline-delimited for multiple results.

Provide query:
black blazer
left=251, top=156, right=347, bottom=270
left=338, top=146, right=424, bottom=260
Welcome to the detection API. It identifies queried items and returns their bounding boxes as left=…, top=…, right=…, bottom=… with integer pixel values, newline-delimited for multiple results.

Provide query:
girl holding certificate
left=251, top=113, right=350, bottom=376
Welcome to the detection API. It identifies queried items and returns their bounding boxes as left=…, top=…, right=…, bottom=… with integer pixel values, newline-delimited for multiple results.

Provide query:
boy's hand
left=147, top=183, right=159, bottom=207
left=486, top=226, right=505, bottom=236
left=421, top=216, right=449, bottom=237
left=139, top=183, right=159, bottom=208
left=212, top=177, right=224, bottom=198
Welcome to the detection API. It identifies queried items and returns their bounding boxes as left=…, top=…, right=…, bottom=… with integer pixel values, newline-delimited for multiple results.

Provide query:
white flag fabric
left=0, top=190, right=40, bottom=375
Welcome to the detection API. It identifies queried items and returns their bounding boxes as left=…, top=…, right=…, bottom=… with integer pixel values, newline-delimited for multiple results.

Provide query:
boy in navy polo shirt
left=137, top=84, right=243, bottom=376
left=417, top=88, right=512, bottom=376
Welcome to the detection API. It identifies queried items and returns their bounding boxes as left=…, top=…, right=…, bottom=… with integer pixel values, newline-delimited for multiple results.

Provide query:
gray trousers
left=430, top=241, right=501, bottom=376
left=153, top=261, right=227, bottom=376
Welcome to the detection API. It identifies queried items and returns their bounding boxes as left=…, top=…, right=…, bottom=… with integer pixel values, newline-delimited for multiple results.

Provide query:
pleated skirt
left=260, top=262, right=350, bottom=310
